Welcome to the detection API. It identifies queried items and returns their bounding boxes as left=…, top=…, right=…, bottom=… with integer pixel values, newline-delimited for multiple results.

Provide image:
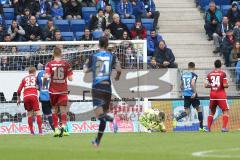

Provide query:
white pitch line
left=192, top=148, right=240, bottom=158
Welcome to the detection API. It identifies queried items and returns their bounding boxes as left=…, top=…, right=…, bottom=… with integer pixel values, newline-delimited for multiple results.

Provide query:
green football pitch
left=0, top=132, right=239, bottom=160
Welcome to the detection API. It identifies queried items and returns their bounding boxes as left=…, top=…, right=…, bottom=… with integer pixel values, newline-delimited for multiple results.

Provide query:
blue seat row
left=199, top=0, right=230, bottom=10
left=204, top=5, right=238, bottom=16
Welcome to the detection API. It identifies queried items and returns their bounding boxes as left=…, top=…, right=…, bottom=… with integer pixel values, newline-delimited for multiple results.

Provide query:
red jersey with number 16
left=17, top=75, right=38, bottom=98
left=206, top=69, right=228, bottom=99
left=45, top=60, right=73, bottom=94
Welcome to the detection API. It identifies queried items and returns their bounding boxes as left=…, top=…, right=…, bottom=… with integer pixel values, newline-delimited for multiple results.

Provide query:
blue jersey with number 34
left=88, top=51, right=117, bottom=87
left=181, top=72, right=198, bottom=97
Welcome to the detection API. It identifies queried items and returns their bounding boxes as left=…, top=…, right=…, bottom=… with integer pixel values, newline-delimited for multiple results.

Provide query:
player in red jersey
left=43, top=47, right=73, bottom=137
left=204, top=60, right=229, bottom=132
left=17, top=67, right=42, bottom=135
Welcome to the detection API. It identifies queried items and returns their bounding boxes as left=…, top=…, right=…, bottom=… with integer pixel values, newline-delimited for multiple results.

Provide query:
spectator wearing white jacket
left=8, top=20, right=25, bottom=42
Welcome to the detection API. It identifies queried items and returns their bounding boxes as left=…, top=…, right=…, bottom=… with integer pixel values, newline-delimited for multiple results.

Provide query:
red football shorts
left=209, top=99, right=229, bottom=112
left=23, top=96, right=40, bottom=111
left=50, top=94, right=68, bottom=107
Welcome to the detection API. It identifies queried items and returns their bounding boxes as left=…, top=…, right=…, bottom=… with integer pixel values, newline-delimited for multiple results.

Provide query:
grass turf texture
left=0, top=132, right=239, bottom=160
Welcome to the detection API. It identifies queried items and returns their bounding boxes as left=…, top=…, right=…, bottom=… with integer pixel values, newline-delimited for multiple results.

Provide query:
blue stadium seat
left=82, top=7, right=97, bottom=22
left=141, top=19, right=154, bottom=30
left=3, top=8, right=14, bottom=20
left=215, top=0, right=230, bottom=5
left=54, top=20, right=69, bottom=32
left=75, top=32, right=84, bottom=40
left=199, top=0, right=210, bottom=10
left=221, top=5, right=231, bottom=16
left=37, top=19, right=48, bottom=28
left=17, top=46, right=31, bottom=52
left=92, top=31, right=103, bottom=39
left=5, top=19, right=12, bottom=28
left=70, top=20, right=85, bottom=32
left=61, top=32, right=74, bottom=41
left=121, top=19, right=135, bottom=30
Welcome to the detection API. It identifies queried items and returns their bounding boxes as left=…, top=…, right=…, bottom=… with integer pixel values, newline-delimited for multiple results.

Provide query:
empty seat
left=215, top=0, right=230, bottom=5
left=75, top=32, right=84, bottom=40
left=37, top=19, right=48, bottom=28
left=61, top=32, right=74, bottom=41
left=3, top=8, right=14, bottom=20
left=92, top=31, right=103, bottom=39
left=121, top=19, right=135, bottom=30
left=221, top=5, right=231, bottom=16
left=141, top=19, right=154, bottom=30
left=82, top=7, right=97, bottom=22
left=199, top=0, right=210, bottom=10
left=54, top=20, right=69, bottom=32
left=70, top=19, right=85, bottom=32
left=5, top=19, right=12, bottom=28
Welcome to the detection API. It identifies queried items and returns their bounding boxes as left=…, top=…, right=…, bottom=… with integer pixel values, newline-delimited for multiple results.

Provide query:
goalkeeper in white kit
left=139, top=108, right=166, bottom=132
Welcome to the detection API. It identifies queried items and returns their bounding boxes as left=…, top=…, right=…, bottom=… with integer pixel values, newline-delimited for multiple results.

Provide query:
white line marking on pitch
left=192, top=148, right=240, bottom=158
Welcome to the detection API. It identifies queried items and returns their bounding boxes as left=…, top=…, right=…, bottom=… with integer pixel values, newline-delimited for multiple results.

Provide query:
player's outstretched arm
left=16, top=81, right=23, bottom=105
left=42, top=74, right=50, bottom=89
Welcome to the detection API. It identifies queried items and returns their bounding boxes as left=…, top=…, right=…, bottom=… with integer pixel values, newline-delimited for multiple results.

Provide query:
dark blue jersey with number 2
left=88, top=51, right=117, bottom=88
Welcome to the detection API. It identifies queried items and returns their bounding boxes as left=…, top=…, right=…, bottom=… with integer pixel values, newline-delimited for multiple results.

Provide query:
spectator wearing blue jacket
left=131, top=0, right=145, bottom=20
left=204, top=1, right=222, bottom=40
left=117, top=0, right=135, bottom=19
left=147, top=29, right=163, bottom=56
left=141, top=0, right=160, bottom=29
left=51, top=1, right=63, bottom=20
left=236, top=55, right=240, bottom=90
left=97, top=0, right=111, bottom=12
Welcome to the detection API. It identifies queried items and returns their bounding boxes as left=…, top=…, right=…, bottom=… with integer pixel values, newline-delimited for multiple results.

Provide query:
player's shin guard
left=222, top=114, right=229, bottom=129
left=52, top=113, right=59, bottom=129
left=198, top=112, right=203, bottom=129
left=37, top=115, right=42, bottom=134
left=61, top=113, right=67, bottom=127
left=28, top=116, right=34, bottom=134
left=207, top=115, right=214, bottom=130
left=96, top=119, right=106, bottom=145
left=176, top=112, right=187, bottom=121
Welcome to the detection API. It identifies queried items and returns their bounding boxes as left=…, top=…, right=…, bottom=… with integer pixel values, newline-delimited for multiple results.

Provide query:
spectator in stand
left=89, top=9, right=106, bottom=32
left=52, top=30, right=64, bottom=41
left=8, top=20, right=25, bottom=42
left=117, top=0, right=135, bottom=19
left=29, top=0, right=41, bottom=17
left=220, top=30, right=234, bottom=67
left=51, top=0, right=63, bottom=20
left=105, top=4, right=114, bottom=26
left=38, top=0, right=52, bottom=19
left=42, top=19, right=58, bottom=40
left=233, top=20, right=240, bottom=41
left=121, top=30, right=131, bottom=40
left=230, top=42, right=240, bottom=66
left=131, top=0, right=145, bottom=20
left=103, top=28, right=115, bottom=39
left=4, top=34, right=11, bottom=42
left=80, top=27, right=94, bottom=41
left=151, top=40, right=177, bottom=68
left=147, top=29, right=163, bottom=56
left=19, top=8, right=31, bottom=30
left=25, top=16, right=42, bottom=41
left=0, top=24, right=4, bottom=41
left=107, top=13, right=130, bottom=39
left=204, top=1, right=222, bottom=41
left=65, top=0, right=82, bottom=20
left=212, top=17, right=232, bottom=53
left=227, top=1, right=240, bottom=28
left=130, top=19, right=147, bottom=39
left=0, top=56, right=10, bottom=71
left=141, top=0, right=160, bottom=30
left=81, top=0, right=96, bottom=7
left=235, top=54, right=240, bottom=90
left=96, top=0, right=110, bottom=11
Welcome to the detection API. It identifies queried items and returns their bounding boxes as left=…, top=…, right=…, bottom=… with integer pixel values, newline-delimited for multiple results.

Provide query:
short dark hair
left=188, top=62, right=195, bottom=68
left=84, top=27, right=90, bottom=31
left=98, top=8, right=103, bottom=13
left=99, top=36, right=109, bottom=49
left=214, top=59, right=222, bottom=68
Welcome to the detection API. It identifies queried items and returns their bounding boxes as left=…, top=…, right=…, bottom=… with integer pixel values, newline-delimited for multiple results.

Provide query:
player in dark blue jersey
left=84, top=36, right=121, bottom=147
left=173, top=62, right=206, bottom=131
left=37, top=69, right=54, bottom=131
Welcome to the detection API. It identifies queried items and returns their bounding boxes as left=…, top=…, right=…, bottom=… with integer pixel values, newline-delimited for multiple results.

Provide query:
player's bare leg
left=222, top=110, right=229, bottom=132
left=59, top=106, right=69, bottom=137
left=35, top=110, right=43, bottom=135
left=52, top=106, right=60, bottom=137
left=207, top=106, right=216, bottom=132
left=27, top=111, right=34, bottom=135
left=195, top=106, right=206, bottom=132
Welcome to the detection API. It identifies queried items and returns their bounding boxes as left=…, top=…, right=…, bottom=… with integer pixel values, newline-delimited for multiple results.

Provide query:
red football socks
left=207, top=115, right=214, bottom=130
left=52, top=113, right=59, bottom=129
left=61, top=113, right=67, bottom=126
left=222, top=115, right=229, bottom=129
left=28, top=116, right=34, bottom=134
left=36, top=115, right=42, bottom=134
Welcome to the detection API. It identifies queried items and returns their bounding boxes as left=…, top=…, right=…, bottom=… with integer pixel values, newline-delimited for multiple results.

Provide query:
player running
left=17, top=67, right=42, bottom=135
left=37, top=67, right=54, bottom=131
left=83, top=36, right=121, bottom=147
left=205, top=59, right=229, bottom=132
left=43, top=47, right=73, bottom=137
left=173, top=62, right=206, bottom=132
